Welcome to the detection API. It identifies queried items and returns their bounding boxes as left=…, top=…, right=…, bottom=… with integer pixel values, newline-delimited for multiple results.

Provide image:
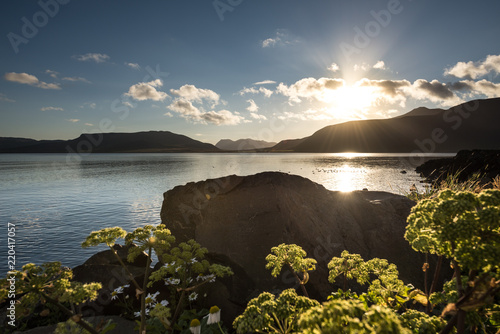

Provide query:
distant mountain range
left=2, top=98, right=499, bottom=154
left=215, top=138, right=277, bottom=151
left=270, top=98, right=500, bottom=153
left=0, top=131, right=219, bottom=153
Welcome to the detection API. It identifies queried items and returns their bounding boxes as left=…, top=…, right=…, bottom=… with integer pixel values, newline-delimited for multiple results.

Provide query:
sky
left=1, top=0, right=500, bottom=145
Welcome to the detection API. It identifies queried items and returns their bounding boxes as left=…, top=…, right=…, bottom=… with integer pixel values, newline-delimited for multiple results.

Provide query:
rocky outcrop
left=416, top=149, right=500, bottom=184
left=160, top=172, right=436, bottom=320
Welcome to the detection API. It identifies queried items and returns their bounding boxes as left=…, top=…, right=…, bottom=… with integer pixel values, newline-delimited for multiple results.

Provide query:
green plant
left=0, top=262, right=105, bottom=334
left=233, top=288, right=320, bottom=334
left=265, top=243, right=317, bottom=297
left=399, top=309, right=446, bottom=334
left=405, top=189, right=500, bottom=333
left=327, top=251, right=418, bottom=311
left=298, top=299, right=411, bottom=334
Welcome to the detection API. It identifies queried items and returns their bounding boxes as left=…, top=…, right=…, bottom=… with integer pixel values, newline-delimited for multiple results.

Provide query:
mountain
left=282, top=98, right=500, bottom=153
left=215, top=138, right=277, bottom=151
left=0, top=131, right=219, bottom=153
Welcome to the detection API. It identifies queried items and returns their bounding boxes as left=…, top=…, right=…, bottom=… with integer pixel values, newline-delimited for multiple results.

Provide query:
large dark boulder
left=160, top=172, right=434, bottom=321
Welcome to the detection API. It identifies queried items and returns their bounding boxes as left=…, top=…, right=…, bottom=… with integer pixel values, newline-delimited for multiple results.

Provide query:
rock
left=72, top=244, right=147, bottom=317
left=416, top=149, right=500, bottom=185
left=160, top=172, right=439, bottom=322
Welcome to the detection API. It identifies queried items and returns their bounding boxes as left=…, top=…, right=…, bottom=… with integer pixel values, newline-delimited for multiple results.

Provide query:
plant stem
left=172, top=290, right=186, bottom=326
left=288, top=264, right=309, bottom=298
left=109, top=245, right=142, bottom=291
left=429, top=255, right=443, bottom=296
left=139, top=246, right=153, bottom=334
left=39, top=291, right=100, bottom=334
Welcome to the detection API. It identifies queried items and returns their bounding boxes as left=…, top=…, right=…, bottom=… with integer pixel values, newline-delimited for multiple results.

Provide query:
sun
left=324, top=85, right=378, bottom=119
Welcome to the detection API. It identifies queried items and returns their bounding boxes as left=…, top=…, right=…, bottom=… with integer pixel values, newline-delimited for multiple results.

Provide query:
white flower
left=111, top=285, right=125, bottom=300
left=160, top=300, right=169, bottom=307
left=190, top=258, right=197, bottom=263
left=207, top=306, right=221, bottom=325
left=188, top=292, right=198, bottom=301
left=190, top=319, right=201, bottom=334
left=123, top=284, right=130, bottom=288
left=165, top=277, right=181, bottom=286
left=145, top=291, right=160, bottom=305
left=134, top=311, right=141, bottom=318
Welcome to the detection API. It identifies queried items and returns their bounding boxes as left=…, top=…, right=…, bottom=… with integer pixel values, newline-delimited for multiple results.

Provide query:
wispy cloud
left=45, top=69, right=59, bottom=78
left=0, top=93, right=15, bottom=102
left=262, top=29, right=300, bottom=48
left=253, top=80, right=276, bottom=85
left=62, top=76, right=91, bottom=83
left=66, top=119, right=80, bottom=123
left=73, top=53, right=110, bottom=63
left=41, top=106, right=64, bottom=111
left=239, top=86, right=273, bottom=97
left=4, top=72, right=61, bottom=90
left=277, top=77, right=345, bottom=104
left=246, top=99, right=259, bottom=112
left=125, top=79, right=168, bottom=101
left=125, top=62, right=141, bottom=70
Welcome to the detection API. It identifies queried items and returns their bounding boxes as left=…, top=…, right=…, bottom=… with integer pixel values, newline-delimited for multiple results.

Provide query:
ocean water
left=0, top=153, right=453, bottom=276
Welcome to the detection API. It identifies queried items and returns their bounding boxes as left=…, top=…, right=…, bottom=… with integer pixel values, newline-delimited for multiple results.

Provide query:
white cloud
left=450, top=79, right=500, bottom=98
left=66, top=119, right=80, bottom=123
left=277, top=77, right=345, bottom=104
left=164, top=112, right=174, bottom=117
left=84, top=123, right=94, bottom=126
left=354, top=63, right=370, bottom=72
left=4, top=72, right=61, bottom=90
left=277, top=109, right=333, bottom=122
left=170, top=84, right=220, bottom=105
left=0, top=93, right=15, bottom=102
left=373, top=61, right=386, bottom=70
left=125, top=62, right=141, bottom=70
left=444, top=54, right=500, bottom=79
left=262, top=29, right=299, bottom=48
left=45, top=69, right=59, bottom=78
left=250, top=112, right=267, bottom=120
left=167, top=99, right=244, bottom=125
left=246, top=99, right=259, bottom=112
left=41, top=106, right=64, bottom=111
left=328, top=63, right=340, bottom=72
left=73, top=53, right=110, bottom=63
left=125, top=79, right=168, bottom=101
left=253, top=80, right=276, bottom=85
left=200, top=110, right=244, bottom=125
left=239, top=86, right=273, bottom=98
left=62, top=76, right=91, bottom=83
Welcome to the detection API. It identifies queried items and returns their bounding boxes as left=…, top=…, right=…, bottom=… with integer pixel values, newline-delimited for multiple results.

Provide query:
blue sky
left=1, top=0, right=500, bottom=144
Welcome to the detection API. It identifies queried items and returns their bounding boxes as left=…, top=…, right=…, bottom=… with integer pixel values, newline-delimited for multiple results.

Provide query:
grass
left=405, top=170, right=499, bottom=202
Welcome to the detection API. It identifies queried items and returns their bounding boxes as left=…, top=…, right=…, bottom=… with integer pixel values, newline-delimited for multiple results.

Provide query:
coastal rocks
left=160, top=172, right=430, bottom=319
left=416, top=149, right=500, bottom=184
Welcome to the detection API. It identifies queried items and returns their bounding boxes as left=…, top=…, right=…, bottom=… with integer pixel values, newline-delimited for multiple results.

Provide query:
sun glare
left=325, top=85, right=377, bottom=119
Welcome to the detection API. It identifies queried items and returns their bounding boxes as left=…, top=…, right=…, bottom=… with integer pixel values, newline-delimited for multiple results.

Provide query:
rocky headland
left=416, top=149, right=500, bottom=184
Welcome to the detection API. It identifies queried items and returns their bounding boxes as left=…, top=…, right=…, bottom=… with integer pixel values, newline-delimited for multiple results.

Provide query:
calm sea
left=0, top=153, right=453, bottom=276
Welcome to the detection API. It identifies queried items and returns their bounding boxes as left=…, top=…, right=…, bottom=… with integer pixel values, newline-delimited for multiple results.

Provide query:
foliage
left=0, top=262, right=102, bottom=334
left=265, top=243, right=317, bottom=279
left=124, top=224, right=176, bottom=262
left=399, top=309, right=446, bottom=334
left=265, top=243, right=316, bottom=297
left=81, top=227, right=127, bottom=248
left=328, top=251, right=415, bottom=310
left=406, top=189, right=500, bottom=274
left=233, top=288, right=320, bottom=334
left=297, top=299, right=411, bottom=334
